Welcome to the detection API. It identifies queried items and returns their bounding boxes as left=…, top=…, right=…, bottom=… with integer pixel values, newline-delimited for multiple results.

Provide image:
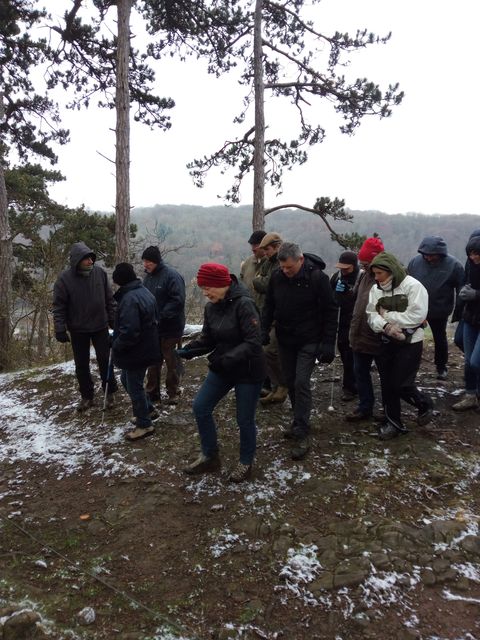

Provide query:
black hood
left=69, top=242, right=96, bottom=270
left=303, top=252, right=326, bottom=271
left=417, top=236, right=447, bottom=256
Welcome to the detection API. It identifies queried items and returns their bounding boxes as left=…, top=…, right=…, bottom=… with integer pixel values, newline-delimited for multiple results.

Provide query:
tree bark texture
left=115, top=0, right=132, bottom=263
left=0, top=161, right=12, bottom=370
left=252, top=0, right=265, bottom=231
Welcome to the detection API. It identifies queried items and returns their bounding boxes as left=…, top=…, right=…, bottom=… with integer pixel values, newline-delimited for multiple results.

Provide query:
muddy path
left=1, top=344, right=479, bottom=639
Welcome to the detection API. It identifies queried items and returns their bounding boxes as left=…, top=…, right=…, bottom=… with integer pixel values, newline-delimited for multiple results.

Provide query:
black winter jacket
left=53, top=241, right=115, bottom=334
left=185, top=278, right=266, bottom=384
left=112, top=280, right=160, bottom=370
left=262, top=253, right=338, bottom=347
left=143, top=260, right=186, bottom=338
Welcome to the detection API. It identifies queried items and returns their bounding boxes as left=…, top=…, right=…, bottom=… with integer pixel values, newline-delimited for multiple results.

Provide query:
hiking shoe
left=377, top=422, right=406, bottom=440
left=76, top=397, right=94, bottom=412
left=130, top=410, right=159, bottom=426
left=341, top=389, right=357, bottom=402
left=269, top=386, right=289, bottom=404
left=183, top=452, right=221, bottom=475
left=452, top=395, right=478, bottom=411
left=417, top=397, right=434, bottom=426
left=125, top=426, right=155, bottom=441
left=290, top=437, right=310, bottom=460
left=345, top=409, right=372, bottom=422
left=436, top=368, right=448, bottom=381
left=106, top=393, right=115, bottom=410
left=165, top=396, right=179, bottom=406
left=260, top=391, right=275, bottom=404
left=228, top=462, right=253, bottom=483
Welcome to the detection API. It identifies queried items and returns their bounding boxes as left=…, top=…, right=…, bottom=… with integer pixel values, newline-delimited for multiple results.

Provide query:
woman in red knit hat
left=177, top=263, right=266, bottom=482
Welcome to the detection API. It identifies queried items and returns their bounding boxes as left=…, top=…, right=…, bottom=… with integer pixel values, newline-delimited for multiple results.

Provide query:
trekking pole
left=101, top=346, right=114, bottom=427
left=327, top=305, right=342, bottom=413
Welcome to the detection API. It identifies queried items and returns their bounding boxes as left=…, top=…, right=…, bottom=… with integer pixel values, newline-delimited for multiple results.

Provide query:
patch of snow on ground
left=209, top=529, right=241, bottom=558
left=0, top=362, right=155, bottom=479
left=361, top=566, right=420, bottom=606
left=452, top=562, right=480, bottom=582
left=363, top=456, right=390, bottom=480
left=442, top=589, right=480, bottom=604
left=278, top=544, right=322, bottom=604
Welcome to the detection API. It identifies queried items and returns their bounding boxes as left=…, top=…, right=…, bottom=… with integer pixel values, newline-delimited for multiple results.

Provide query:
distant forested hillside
left=132, top=204, right=480, bottom=283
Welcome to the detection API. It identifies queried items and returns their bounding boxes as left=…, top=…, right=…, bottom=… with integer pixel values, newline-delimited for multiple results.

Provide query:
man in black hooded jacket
left=53, top=241, right=118, bottom=411
left=262, top=242, right=338, bottom=460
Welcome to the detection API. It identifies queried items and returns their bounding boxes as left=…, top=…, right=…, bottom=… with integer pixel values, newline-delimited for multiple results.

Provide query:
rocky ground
left=1, top=339, right=480, bottom=640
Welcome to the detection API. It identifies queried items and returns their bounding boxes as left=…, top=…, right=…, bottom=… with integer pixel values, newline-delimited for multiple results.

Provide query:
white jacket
left=366, top=275, right=428, bottom=344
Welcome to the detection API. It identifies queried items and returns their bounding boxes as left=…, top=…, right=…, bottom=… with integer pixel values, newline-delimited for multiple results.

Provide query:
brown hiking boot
left=183, top=452, right=221, bottom=475
left=269, top=386, right=289, bottom=404
left=228, top=462, right=253, bottom=483
left=259, top=391, right=275, bottom=404
left=125, top=426, right=155, bottom=441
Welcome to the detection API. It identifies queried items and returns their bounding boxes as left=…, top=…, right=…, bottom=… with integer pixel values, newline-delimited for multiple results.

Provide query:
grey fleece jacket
left=52, top=242, right=115, bottom=334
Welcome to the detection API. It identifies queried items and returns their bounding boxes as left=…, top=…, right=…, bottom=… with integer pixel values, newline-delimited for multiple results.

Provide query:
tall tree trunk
left=115, top=0, right=131, bottom=263
left=252, top=0, right=265, bottom=231
left=0, top=161, right=12, bottom=371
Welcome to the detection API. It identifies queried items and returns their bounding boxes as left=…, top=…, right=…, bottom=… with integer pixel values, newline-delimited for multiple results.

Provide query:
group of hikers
left=52, top=228, right=480, bottom=483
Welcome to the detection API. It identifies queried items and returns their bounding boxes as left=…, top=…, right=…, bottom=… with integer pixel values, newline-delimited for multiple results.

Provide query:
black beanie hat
left=141, top=245, right=161, bottom=264
left=112, top=262, right=137, bottom=286
left=248, top=230, right=267, bottom=245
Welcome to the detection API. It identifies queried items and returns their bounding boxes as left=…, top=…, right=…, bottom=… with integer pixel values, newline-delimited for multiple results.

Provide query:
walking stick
left=327, top=305, right=342, bottom=413
left=101, top=346, right=114, bottom=427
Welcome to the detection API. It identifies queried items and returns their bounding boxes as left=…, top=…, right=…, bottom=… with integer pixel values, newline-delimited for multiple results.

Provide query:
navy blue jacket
left=143, top=261, right=186, bottom=338
left=112, top=280, right=160, bottom=370
left=407, top=236, right=464, bottom=319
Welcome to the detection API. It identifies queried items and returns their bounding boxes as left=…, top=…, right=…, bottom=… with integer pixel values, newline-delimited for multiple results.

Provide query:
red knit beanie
left=197, top=263, right=232, bottom=288
left=358, top=237, right=385, bottom=263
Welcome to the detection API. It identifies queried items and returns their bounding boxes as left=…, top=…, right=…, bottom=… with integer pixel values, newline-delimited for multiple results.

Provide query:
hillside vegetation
left=132, top=205, right=480, bottom=283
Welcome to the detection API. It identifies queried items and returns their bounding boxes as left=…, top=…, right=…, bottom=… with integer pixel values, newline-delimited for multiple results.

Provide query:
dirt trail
left=1, top=344, right=480, bottom=639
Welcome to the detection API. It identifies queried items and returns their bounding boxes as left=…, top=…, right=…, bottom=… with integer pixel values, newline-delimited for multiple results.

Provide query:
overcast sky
left=47, top=0, right=480, bottom=217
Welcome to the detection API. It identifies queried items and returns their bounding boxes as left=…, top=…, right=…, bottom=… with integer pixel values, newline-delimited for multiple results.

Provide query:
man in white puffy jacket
left=366, top=252, right=433, bottom=440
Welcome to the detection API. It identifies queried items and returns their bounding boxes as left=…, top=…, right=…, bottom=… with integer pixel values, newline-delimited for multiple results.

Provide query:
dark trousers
left=427, top=315, right=449, bottom=370
left=192, top=371, right=262, bottom=464
left=463, top=321, right=480, bottom=394
left=376, top=340, right=430, bottom=429
left=278, top=342, right=318, bottom=439
left=352, top=351, right=378, bottom=414
left=146, top=335, right=182, bottom=400
left=120, top=368, right=154, bottom=428
left=70, top=328, right=117, bottom=400
left=338, top=333, right=357, bottom=394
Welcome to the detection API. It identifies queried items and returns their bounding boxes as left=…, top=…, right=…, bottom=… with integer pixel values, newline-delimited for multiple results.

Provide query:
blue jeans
left=192, top=371, right=262, bottom=465
left=463, top=321, right=480, bottom=395
left=352, top=351, right=377, bottom=414
left=120, top=368, right=154, bottom=427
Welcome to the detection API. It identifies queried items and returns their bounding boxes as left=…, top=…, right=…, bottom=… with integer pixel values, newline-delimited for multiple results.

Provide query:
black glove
left=55, top=331, right=70, bottom=344
left=318, top=343, right=335, bottom=364
left=208, top=357, right=224, bottom=373
left=261, top=332, right=270, bottom=346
